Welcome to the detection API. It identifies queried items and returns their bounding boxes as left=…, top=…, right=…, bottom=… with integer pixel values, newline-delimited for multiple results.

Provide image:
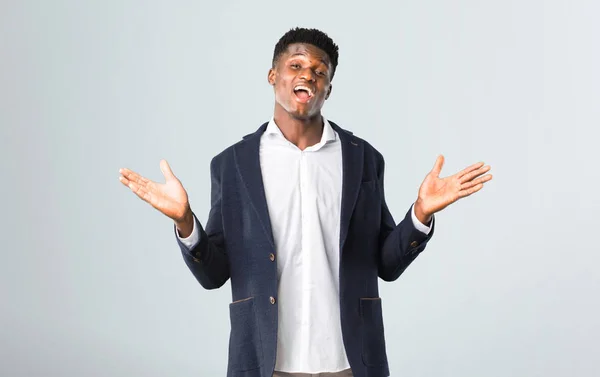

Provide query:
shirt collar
left=265, top=116, right=337, bottom=144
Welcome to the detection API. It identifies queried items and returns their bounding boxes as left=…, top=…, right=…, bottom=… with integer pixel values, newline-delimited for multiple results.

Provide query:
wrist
left=414, top=199, right=432, bottom=225
left=175, top=207, right=194, bottom=237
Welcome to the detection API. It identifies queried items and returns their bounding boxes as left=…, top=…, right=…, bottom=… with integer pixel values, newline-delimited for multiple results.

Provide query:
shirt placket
left=299, top=148, right=311, bottom=363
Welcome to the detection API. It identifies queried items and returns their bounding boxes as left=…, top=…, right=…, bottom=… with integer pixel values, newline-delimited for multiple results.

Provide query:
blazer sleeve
left=174, top=155, right=230, bottom=289
left=376, top=152, right=435, bottom=281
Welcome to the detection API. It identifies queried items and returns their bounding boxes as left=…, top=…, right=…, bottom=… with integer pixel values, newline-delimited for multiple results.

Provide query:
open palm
left=119, top=159, right=190, bottom=222
left=417, top=155, right=492, bottom=216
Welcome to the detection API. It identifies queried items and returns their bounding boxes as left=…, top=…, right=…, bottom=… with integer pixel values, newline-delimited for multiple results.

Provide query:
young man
left=119, top=28, right=492, bottom=377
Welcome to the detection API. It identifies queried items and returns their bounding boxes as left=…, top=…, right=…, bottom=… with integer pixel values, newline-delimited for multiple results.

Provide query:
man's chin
left=288, top=107, right=320, bottom=121
left=275, top=100, right=322, bottom=120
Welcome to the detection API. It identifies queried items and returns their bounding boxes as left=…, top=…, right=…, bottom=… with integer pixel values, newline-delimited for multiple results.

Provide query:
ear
left=325, top=84, right=333, bottom=100
left=267, top=68, right=276, bottom=86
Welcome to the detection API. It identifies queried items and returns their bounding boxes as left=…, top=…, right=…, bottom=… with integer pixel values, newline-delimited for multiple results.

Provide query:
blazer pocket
left=358, top=180, right=381, bottom=223
left=360, top=179, right=377, bottom=189
left=359, top=180, right=378, bottom=202
left=228, top=297, right=264, bottom=371
left=360, top=297, right=388, bottom=366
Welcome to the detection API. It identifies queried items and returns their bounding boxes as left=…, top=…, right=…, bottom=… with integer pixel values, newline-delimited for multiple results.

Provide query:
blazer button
left=410, top=241, right=418, bottom=247
left=269, top=253, right=275, bottom=262
left=270, top=296, right=276, bottom=305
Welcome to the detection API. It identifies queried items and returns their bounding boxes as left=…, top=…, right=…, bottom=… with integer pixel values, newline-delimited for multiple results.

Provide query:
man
left=119, top=28, right=492, bottom=377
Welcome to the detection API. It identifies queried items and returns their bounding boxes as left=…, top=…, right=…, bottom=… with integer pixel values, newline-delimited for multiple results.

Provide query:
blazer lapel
left=233, top=123, right=275, bottom=249
left=233, top=120, right=363, bottom=251
left=330, top=121, right=364, bottom=250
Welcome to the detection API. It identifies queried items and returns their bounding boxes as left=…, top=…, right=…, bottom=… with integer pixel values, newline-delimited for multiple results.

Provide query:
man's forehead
left=284, top=43, right=331, bottom=64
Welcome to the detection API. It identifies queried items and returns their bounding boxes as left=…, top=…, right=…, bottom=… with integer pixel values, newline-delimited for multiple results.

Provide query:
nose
left=300, top=68, right=315, bottom=82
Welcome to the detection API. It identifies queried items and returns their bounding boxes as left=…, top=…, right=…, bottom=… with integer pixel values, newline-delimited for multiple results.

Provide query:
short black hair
left=272, top=27, right=339, bottom=80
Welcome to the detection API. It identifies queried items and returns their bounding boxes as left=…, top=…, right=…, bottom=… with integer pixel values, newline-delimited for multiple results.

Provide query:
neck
left=273, top=106, right=324, bottom=150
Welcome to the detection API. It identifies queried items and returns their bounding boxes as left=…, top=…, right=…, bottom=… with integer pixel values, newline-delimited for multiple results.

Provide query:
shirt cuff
left=177, top=214, right=200, bottom=249
left=411, top=203, right=433, bottom=235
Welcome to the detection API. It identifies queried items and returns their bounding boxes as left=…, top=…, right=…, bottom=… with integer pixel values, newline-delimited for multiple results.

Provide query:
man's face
left=268, top=43, right=333, bottom=120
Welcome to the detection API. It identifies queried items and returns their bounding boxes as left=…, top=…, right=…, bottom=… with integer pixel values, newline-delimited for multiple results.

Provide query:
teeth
left=294, top=85, right=313, bottom=97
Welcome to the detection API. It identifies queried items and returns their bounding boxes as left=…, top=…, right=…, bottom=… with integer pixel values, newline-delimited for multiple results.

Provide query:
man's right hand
left=119, top=159, right=194, bottom=237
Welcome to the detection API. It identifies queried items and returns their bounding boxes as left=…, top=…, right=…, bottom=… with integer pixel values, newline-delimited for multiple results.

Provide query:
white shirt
left=178, top=117, right=432, bottom=373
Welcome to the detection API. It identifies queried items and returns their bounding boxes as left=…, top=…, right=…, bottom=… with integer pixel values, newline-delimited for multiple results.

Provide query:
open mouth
left=293, top=84, right=314, bottom=103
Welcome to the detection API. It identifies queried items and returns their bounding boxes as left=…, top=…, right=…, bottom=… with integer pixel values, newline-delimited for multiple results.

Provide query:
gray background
left=1, top=0, right=598, bottom=376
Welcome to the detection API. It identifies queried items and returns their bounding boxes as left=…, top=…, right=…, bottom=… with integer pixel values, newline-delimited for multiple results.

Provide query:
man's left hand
left=413, top=155, right=492, bottom=224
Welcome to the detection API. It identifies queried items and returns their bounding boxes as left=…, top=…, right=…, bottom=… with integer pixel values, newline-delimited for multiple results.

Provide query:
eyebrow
left=289, top=53, right=329, bottom=66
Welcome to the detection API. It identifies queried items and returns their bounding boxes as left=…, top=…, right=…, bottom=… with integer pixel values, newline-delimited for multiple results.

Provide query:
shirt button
left=270, top=296, right=276, bottom=305
left=269, top=253, right=275, bottom=262
left=410, top=241, right=419, bottom=248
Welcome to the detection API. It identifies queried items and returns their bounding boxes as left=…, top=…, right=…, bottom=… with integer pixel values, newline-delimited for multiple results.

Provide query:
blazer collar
left=235, top=122, right=275, bottom=249
left=235, top=119, right=364, bottom=251
left=329, top=121, right=364, bottom=250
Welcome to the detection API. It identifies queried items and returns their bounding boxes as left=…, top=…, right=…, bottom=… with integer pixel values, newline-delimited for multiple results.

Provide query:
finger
left=119, top=167, right=139, bottom=182
left=119, top=168, right=150, bottom=186
left=461, top=174, right=492, bottom=190
left=431, top=155, right=445, bottom=177
left=127, top=180, right=152, bottom=203
left=160, top=159, right=176, bottom=181
left=459, top=165, right=491, bottom=183
left=457, top=161, right=485, bottom=180
left=119, top=175, right=130, bottom=187
left=458, top=183, right=484, bottom=198
left=119, top=175, right=154, bottom=198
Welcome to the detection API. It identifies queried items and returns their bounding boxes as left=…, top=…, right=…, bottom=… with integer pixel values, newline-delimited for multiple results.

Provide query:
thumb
left=160, top=159, right=176, bottom=181
left=431, top=154, right=444, bottom=177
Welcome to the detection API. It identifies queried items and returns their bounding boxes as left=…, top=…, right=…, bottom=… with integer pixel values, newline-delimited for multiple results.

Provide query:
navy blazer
left=175, top=121, right=434, bottom=377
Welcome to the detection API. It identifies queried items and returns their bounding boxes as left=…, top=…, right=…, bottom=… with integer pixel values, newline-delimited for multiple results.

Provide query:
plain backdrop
left=1, top=0, right=598, bottom=376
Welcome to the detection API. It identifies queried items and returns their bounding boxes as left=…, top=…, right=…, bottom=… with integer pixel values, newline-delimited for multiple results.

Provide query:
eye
left=316, top=70, right=325, bottom=76
left=290, top=63, right=301, bottom=69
